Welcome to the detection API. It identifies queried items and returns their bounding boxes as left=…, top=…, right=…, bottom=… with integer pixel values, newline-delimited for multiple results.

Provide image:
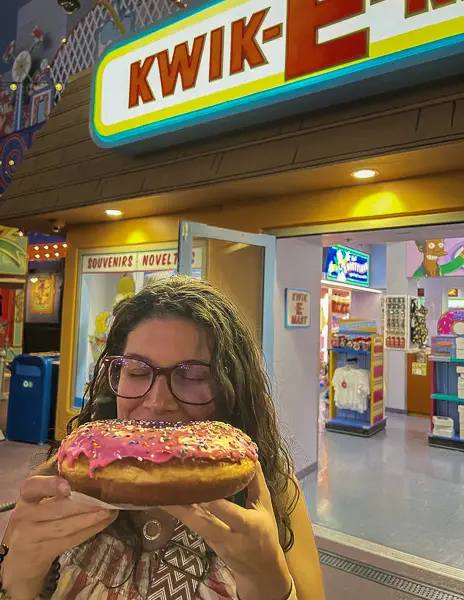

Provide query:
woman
left=1, top=277, right=324, bottom=600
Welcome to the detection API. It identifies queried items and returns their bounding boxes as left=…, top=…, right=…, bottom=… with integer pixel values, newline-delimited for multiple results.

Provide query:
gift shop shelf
left=431, top=393, right=464, bottom=403
left=326, top=332, right=386, bottom=438
left=329, top=348, right=370, bottom=356
left=429, top=357, right=464, bottom=363
left=429, top=355, right=464, bottom=452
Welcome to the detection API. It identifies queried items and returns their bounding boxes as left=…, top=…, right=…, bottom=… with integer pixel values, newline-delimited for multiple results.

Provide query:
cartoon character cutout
left=413, top=239, right=464, bottom=278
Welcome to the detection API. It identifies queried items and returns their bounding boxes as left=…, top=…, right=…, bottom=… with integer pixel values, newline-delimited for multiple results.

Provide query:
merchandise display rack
left=384, top=295, right=424, bottom=351
left=428, top=355, right=464, bottom=452
left=326, top=332, right=386, bottom=437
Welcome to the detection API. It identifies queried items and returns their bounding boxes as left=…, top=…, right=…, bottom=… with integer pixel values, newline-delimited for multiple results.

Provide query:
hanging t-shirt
left=332, top=366, right=370, bottom=413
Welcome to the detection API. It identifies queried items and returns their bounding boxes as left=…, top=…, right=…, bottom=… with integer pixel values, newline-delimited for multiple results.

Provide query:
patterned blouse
left=52, top=520, right=238, bottom=600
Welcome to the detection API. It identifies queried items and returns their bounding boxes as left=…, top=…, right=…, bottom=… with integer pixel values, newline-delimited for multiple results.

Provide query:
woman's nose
left=141, top=374, right=178, bottom=413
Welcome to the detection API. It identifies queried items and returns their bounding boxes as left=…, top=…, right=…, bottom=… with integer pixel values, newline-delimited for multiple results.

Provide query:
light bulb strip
left=28, top=242, right=68, bottom=260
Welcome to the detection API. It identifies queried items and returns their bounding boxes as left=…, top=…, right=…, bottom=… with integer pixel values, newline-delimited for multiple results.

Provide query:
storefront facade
left=0, top=1, right=463, bottom=444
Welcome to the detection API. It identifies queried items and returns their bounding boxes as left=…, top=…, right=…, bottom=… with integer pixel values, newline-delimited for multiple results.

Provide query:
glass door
left=177, top=221, right=276, bottom=374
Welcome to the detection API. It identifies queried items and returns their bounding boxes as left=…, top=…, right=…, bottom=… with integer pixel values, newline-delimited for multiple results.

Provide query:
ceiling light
left=63, top=243, right=67, bottom=248
left=44, top=245, right=49, bottom=250
left=351, top=169, right=378, bottom=180
left=34, top=245, right=39, bottom=250
left=45, top=253, right=50, bottom=258
left=53, top=244, right=58, bottom=249
left=54, top=252, right=60, bottom=257
left=17, top=230, right=24, bottom=236
left=30, top=276, right=39, bottom=284
left=34, top=254, right=40, bottom=259
left=105, top=209, right=123, bottom=217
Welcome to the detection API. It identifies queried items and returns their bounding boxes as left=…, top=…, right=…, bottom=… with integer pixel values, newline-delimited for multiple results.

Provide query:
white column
left=274, top=237, right=321, bottom=477
left=385, top=242, right=417, bottom=411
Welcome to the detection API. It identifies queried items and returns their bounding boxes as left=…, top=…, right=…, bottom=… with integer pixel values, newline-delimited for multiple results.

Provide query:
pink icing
left=58, top=419, right=258, bottom=478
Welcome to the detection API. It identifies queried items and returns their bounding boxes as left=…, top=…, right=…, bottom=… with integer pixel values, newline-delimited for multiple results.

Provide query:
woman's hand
left=2, top=475, right=118, bottom=599
left=163, top=463, right=292, bottom=600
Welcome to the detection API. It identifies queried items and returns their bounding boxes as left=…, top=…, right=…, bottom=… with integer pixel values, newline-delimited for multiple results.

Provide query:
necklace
left=143, top=519, right=163, bottom=541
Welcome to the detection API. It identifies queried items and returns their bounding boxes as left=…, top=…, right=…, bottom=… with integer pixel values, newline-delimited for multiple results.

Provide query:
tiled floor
left=0, top=440, right=47, bottom=535
left=301, top=412, right=464, bottom=570
left=317, top=527, right=464, bottom=600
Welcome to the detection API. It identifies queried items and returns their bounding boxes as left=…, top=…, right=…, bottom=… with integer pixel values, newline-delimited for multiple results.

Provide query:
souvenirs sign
left=82, top=247, right=203, bottom=273
left=90, top=0, right=464, bottom=152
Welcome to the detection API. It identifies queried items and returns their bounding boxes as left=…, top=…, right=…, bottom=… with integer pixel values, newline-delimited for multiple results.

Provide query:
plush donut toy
left=58, top=420, right=258, bottom=506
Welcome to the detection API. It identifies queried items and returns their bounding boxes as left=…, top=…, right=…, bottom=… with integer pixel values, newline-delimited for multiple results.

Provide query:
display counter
left=326, top=320, right=385, bottom=437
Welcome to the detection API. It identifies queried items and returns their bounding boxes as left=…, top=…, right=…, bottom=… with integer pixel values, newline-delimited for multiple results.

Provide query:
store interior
left=300, top=221, right=464, bottom=571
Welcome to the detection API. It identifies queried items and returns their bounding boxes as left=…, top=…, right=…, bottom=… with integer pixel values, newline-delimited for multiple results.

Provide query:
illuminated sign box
left=91, top=0, right=464, bottom=153
left=325, top=245, right=370, bottom=288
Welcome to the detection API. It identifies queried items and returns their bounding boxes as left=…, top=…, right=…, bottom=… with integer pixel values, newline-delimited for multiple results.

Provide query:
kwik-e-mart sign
left=91, top=0, right=464, bottom=152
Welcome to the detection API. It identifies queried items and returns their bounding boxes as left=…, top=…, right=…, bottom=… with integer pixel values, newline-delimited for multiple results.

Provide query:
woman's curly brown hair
left=73, top=275, right=299, bottom=553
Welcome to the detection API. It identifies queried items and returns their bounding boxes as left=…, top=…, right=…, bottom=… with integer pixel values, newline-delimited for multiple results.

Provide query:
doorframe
left=265, top=210, right=464, bottom=239
left=178, top=221, right=276, bottom=376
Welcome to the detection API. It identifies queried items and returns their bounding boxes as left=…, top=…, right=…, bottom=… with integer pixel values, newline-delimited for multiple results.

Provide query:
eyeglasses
left=104, top=356, right=216, bottom=406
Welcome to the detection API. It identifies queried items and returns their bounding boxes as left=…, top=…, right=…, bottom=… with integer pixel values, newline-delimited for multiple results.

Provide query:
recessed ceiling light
left=63, top=243, right=68, bottom=248
left=351, top=169, right=378, bottom=180
left=105, top=209, right=123, bottom=217
left=30, top=276, right=38, bottom=284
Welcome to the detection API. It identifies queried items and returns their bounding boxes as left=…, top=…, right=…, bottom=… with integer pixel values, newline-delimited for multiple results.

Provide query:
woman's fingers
left=11, top=509, right=118, bottom=550
left=18, top=496, right=106, bottom=523
left=246, top=462, right=273, bottom=513
left=57, top=512, right=118, bottom=552
left=163, top=504, right=230, bottom=543
left=37, top=510, right=118, bottom=542
left=20, top=476, right=70, bottom=503
left=199, top=500, right=249, bottom=532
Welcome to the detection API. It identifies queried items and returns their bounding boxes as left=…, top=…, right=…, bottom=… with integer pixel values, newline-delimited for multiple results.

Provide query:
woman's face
left=116, top=317, right=216, bottom=423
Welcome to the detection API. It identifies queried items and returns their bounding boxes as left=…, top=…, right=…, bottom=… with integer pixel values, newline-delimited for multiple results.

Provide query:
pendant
left=143, top=519, right=163, bottom=541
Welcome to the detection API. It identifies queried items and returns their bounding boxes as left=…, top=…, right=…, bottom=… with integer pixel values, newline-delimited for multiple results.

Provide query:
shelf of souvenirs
left=431, top=393, right=464, bottom=404
left=330, top=334, right=373, bottom=353
left=429, top=356, right=464, bottom=363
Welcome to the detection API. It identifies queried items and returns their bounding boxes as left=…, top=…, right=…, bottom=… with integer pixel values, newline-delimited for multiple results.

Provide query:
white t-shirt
left=332, top=366, right=370, bottom=413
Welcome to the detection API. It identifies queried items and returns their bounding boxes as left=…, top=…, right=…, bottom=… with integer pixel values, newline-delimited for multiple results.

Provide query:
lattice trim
left=50, top=0, right=179, bottom=101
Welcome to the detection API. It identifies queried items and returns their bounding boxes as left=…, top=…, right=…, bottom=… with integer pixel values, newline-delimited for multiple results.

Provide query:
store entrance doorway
left=177, top=221, right=276, bottom=373
left=279, top=221, right=464, bottom=574
left=177, top=225, right=322, bottom=478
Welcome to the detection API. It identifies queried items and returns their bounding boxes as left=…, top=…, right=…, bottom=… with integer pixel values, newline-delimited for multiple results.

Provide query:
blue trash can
left=6, top=354, right=59, bottom=444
